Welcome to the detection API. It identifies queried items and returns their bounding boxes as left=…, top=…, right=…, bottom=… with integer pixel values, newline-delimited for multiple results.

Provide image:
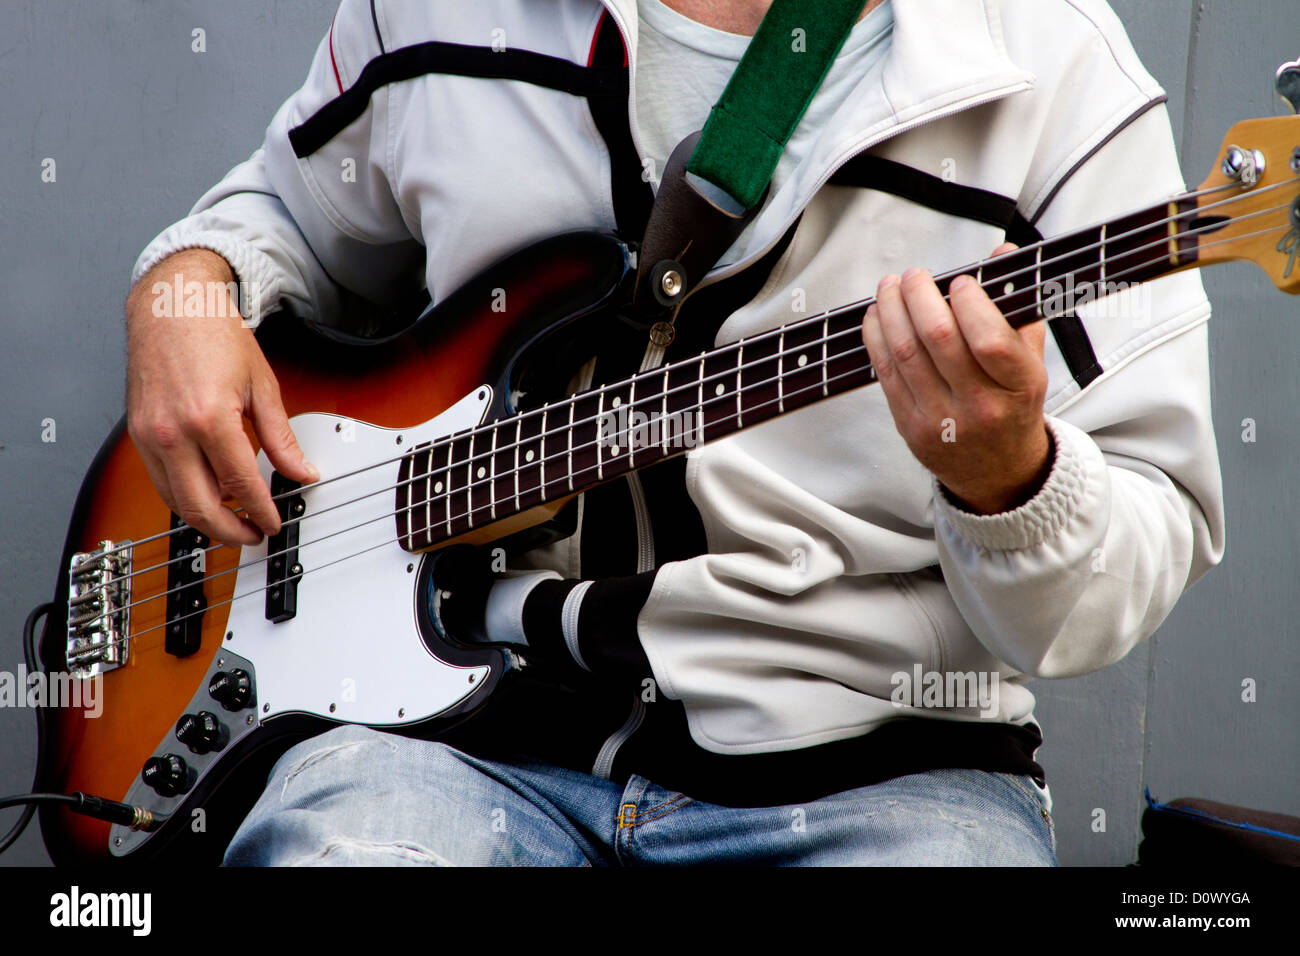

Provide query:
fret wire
left=465, top=432, right=476, bottom=528
left=513, top=415, right=522, bottom=512
left=627, top=378, right=637, bottom=469
left=540, top=405, right=549, bottom=495
left=596, top=390, right=606, bottom=480
left=442, top=441, right=452, bottom=538
left=566, top=400, right=575, bottom=492
left=778, top=330, right=786, bottom=413
left=1035, top=244, right=1043, bottom=318
left=821, top=317, right=829, bottom=397
left=661, top=367, right=670, bottom=454
left=697, top=355, right=705, bottom=438
left=488, top=424, right=498, bottom=520
left=422, top=445, right=432, bottom=549
left=735, top=341, right=744, bottom=428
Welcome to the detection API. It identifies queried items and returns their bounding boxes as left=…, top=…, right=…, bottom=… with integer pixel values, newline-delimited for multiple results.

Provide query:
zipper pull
left=640, top=318, right=677, bottom=372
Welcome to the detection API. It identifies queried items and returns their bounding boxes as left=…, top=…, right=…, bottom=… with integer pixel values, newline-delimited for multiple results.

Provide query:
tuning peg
left=1277, top=58, right=1300, bottom=114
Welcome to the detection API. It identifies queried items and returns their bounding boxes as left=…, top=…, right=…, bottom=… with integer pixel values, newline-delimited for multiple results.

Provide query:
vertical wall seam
left=1135, top=0, right=1206, bottom=863
left=1178, top=1, right=1205, bottom=163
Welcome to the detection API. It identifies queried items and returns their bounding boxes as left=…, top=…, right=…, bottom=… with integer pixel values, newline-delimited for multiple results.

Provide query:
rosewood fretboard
left=397, top=193, right=1215, bottom=551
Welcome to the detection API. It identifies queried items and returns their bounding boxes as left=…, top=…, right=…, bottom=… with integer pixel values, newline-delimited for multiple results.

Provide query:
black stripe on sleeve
left=520, top=573, right=654, bottom=682
left=289, top=41, right=626, bottom=158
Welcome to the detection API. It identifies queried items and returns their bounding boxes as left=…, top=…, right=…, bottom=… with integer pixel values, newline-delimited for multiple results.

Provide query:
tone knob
left=209, top=669, right=252, bottom=711
left=175, top=711, right=221, bottom=754
left=142, top=754, right=189, bottom=797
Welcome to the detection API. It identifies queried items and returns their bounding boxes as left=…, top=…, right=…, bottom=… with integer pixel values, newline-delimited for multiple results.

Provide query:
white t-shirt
left=634, top=0, right=894, bottom=265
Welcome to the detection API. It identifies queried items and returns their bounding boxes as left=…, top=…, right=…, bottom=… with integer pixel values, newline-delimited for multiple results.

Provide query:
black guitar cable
left=0, top=602, right=166, bottom=858
left=0, top=601, right=54, bottom=856
left=0, top=792, right=166, bottom=833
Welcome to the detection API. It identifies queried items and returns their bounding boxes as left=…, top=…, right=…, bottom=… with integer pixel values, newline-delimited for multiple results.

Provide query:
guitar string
left=91, top=178, right=1297, bottom=610
left=81, top=220, right=1292, bottom=655
left=90, top=174, right=1288, bottom=561
left=83, top=203, right=1293, bottom=616
left=113, top=222, right=1290, bottom=661
left=96, top=195, right=1293, bottom=600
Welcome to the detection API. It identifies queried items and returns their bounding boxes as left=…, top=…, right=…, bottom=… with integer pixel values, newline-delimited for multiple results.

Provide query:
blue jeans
left=224, top=724, right=1058, bottom=866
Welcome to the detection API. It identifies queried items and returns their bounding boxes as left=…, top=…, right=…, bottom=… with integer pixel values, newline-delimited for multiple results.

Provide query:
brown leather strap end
left=631, top=131, right=762, bottom=316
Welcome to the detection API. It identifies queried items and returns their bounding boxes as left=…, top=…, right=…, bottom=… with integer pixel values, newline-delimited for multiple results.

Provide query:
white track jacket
left=133, top=0, right=1226, bottom=757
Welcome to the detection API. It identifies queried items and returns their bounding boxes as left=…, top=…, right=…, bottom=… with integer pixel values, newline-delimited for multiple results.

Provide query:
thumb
left=249, top=375, right=319, bottom=485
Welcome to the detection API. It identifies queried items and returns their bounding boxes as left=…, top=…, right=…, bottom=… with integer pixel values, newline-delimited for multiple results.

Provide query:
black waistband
left=440, top=676, right=1045, bottom=809
left=616, top=695, right=1045, bottom=807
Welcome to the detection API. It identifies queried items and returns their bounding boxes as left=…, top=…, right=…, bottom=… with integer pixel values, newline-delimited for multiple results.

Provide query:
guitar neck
left=397, top=191, right=1215, bottom=551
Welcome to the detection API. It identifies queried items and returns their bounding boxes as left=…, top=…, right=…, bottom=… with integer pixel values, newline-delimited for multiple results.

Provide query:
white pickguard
left=224, top=387, right=494, bottom=726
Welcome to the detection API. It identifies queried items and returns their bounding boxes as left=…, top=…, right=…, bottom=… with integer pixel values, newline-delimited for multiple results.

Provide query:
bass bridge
left=66, top=540, right=133, bottom=677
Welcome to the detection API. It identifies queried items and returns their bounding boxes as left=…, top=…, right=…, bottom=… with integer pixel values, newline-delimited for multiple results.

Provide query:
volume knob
left=209, top=669, right=252, bottom=711
left=175, top=711, right=222, bottom=754
left=142, top=754, right=189, bottom=797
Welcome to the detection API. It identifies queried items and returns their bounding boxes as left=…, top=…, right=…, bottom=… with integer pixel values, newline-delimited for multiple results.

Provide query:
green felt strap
left=686, top=0, right=869, bottom=211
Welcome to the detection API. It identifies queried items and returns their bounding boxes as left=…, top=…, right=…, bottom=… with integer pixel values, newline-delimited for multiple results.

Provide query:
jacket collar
left=600, top=0, right=1032, bottom=114
left=597, top=0, right=1036, bottom=279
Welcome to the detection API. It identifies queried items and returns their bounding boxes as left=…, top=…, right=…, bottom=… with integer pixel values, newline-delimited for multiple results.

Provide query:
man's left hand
left=862, top=243, right=1053, bottom=516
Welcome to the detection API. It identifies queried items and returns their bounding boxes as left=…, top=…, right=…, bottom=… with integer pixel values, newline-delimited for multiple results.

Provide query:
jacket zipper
left=626, top=472, right=655, bottom=574
left=581, top=7, right=656, bottom=771
left=592, top=692, right=648, bottom=779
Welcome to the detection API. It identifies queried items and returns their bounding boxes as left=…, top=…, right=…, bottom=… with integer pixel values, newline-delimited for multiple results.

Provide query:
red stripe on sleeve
left=328, top=18, right=344, bottom=92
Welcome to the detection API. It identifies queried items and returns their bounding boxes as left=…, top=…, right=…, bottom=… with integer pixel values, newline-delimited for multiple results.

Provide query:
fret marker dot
left=797, top=354, right=808, bottom=367
left=525, top=450, right=534, bottom=462
left=1003, top=281, right=1015, bottom=295
left=612, top=396, right=621, bottom=408
left=434, top=481, right=443, bottom=493
left=476, top=466, right=486, bottom=479
left=715, top=383, right=726, bottom=397
left=610, top=445, right=620, bottom=456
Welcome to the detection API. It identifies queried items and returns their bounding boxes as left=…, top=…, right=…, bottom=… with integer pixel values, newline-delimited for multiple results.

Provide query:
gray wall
left=0, top=1, right=1296, bottom=866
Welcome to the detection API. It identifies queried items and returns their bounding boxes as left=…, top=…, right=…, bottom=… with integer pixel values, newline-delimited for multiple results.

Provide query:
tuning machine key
left=1277, top=58, right=1300, bottom=114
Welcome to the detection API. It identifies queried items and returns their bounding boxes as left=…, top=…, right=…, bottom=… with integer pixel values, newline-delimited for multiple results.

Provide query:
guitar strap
left=632, top=0, right=868, bottom=314
left=633, top=0, right=1104, bottom=389
left=829, top=154, right=1104, bottom=388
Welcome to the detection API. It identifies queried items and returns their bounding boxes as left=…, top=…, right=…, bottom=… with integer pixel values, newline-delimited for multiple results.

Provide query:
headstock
left=1189, top=59, right=1300, bottom=294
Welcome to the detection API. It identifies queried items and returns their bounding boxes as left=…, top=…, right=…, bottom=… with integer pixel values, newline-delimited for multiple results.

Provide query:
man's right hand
left=125, top=249, right=319, bottom=546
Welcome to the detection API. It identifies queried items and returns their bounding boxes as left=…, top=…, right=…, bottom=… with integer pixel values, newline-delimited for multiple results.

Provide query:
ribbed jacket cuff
left=933, top=416, right=1096, bottom=552
left=131, top=228, right=284, bottom=327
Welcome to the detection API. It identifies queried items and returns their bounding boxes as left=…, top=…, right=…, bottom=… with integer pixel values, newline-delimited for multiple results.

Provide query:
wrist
left=941, top=423, right=1055, bottom=515
left=128, top=250, right=241, bottom=326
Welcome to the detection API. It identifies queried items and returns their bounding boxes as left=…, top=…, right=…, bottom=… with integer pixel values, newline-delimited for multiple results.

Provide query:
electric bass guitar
left=35, top=100, right=1300, bottom=862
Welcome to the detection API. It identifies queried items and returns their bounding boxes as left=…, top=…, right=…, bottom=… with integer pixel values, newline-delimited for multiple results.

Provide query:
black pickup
left=165, top=513, right=209, bottom=657
left=265, top=472, right=305, bottom=623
